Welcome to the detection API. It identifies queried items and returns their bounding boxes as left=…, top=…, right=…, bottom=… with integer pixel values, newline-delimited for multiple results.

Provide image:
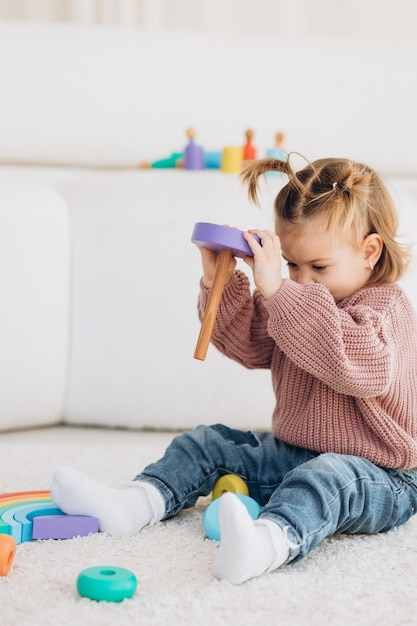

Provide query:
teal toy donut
left=77, top=566, right=137, bottom=602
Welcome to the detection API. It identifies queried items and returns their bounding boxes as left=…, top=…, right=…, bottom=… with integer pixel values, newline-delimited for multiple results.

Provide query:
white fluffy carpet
left=1, top=428, right=417, bottom=626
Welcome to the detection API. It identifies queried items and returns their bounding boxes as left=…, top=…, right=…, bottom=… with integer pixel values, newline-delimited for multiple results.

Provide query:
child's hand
left=243, top=229, right=283, bottom=298
left=199, top=246, right=237, bottom=289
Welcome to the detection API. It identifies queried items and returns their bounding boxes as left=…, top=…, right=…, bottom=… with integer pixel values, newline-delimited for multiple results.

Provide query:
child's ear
left=362, top=233, right=383, bottom=267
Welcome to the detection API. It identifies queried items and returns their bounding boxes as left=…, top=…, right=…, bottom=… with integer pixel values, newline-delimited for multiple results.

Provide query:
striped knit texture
left=198, top=271, right=417, bottom=469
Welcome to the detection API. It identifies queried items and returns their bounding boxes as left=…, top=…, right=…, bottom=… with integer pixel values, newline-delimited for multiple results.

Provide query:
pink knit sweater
left=198, top=271, right=417, bottom=469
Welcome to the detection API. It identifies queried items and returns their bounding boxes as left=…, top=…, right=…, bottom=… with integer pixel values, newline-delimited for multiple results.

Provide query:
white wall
left=1, top=0, right=417, bottom=39
left=0, top=19, right=416, bottom=174
left=1, top=0, right=417, bottom=175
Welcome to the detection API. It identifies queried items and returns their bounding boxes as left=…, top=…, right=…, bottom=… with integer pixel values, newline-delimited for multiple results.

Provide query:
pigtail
left=240, top=157, right=292, bottom=205
left=326, top=166, right=374, bottom=240
left=332, top=166, right=371, bottom=202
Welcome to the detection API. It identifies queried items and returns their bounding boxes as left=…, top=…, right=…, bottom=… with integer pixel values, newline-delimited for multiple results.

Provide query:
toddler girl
left=51, top=155, right=417, bottom=585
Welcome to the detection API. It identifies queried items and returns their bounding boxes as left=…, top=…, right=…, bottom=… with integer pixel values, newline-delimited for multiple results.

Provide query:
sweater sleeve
left=197, top=270, right=275, bottom=369
left=263, top=279, right=409, bottom=398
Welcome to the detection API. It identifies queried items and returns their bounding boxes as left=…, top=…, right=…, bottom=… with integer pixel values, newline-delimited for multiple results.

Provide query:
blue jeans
left=135, top=424, right=417, bottom=563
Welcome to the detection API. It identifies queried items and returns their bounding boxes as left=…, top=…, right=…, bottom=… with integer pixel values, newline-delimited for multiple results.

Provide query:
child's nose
left=297, top=269, right=313, bottom=284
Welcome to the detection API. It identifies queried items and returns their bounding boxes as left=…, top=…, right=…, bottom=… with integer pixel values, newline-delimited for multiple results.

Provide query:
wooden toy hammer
left=191, top=222, right=259, bottom=361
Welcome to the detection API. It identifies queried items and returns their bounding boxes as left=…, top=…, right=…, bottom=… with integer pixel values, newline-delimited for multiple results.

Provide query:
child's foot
left=213, top=492, right=290, bottom=584
left=51, top=466, right=155, bottom=536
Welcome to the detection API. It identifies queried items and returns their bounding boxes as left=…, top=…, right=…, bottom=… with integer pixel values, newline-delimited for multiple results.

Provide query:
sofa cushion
left=59, top=170, right=276, bottom=430
left=0, top=183, right=70, bottom=431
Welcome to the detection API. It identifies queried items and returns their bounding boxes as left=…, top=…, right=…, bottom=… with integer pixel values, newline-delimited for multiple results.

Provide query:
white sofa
left=0, top=167, right=279, bottom=432
left=0, top=20, right=416, bottom=433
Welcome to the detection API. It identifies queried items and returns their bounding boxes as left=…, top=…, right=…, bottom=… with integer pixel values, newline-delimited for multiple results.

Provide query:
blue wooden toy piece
left=2, top=503, right=63, bottom=544
left=203, top=494, right=262, bottom=541
left=0, top=491, right=52, bottom=537
left=204, top=151, right=221, bottom=169
left=0, top=491, right=98, bottom=543
left=15, top=505, right=64, bottom=543
left=266, top=131, right=287, bottom=178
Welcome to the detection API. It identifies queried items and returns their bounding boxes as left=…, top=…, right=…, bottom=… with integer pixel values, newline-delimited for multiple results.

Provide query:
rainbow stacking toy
left=0, top=490, right=98, bottom=545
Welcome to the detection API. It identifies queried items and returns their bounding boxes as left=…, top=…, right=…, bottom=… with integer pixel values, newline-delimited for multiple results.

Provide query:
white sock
left=212, top=492, right=290, bottom=584
left=50, top=466, right=164, bottom=536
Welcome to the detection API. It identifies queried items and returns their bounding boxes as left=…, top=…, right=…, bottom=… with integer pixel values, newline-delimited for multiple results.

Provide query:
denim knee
left=137, top=424, right=264, bottom=518
left=260, top=452, right=417, bottom=563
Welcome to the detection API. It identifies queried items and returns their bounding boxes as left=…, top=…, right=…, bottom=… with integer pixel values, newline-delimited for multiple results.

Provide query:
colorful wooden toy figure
left=266, top=131, right=287, bottom=159
left=184, top=128, right=205, bottom=170
left=0, top=490, right=98, bottom=544
left=243, top=129, right=257, bottom=160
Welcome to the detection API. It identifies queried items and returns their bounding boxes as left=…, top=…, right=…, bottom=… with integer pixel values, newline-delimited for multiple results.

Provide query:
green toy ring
left=77, top=566, right=137, bottom=602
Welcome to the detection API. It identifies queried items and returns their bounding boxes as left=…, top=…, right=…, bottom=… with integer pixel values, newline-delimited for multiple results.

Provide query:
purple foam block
left=32, top=515, right=99, bottom=540
left=191, top=222, right=260, bottom=258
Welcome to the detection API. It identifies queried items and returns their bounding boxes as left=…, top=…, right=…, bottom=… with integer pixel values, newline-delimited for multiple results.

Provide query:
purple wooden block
left=32, top=515, right=99, bottom=540
left=184, top=140, right=204, bottom=170
left=191, top=222, right=260, bottom=258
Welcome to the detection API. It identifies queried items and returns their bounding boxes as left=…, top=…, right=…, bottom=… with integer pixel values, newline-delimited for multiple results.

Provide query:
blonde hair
left=240, top=155, right=412, bottom=284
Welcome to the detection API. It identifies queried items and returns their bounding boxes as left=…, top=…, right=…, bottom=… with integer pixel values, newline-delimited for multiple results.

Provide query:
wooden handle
left=194, top=250, right=232, bottom=361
